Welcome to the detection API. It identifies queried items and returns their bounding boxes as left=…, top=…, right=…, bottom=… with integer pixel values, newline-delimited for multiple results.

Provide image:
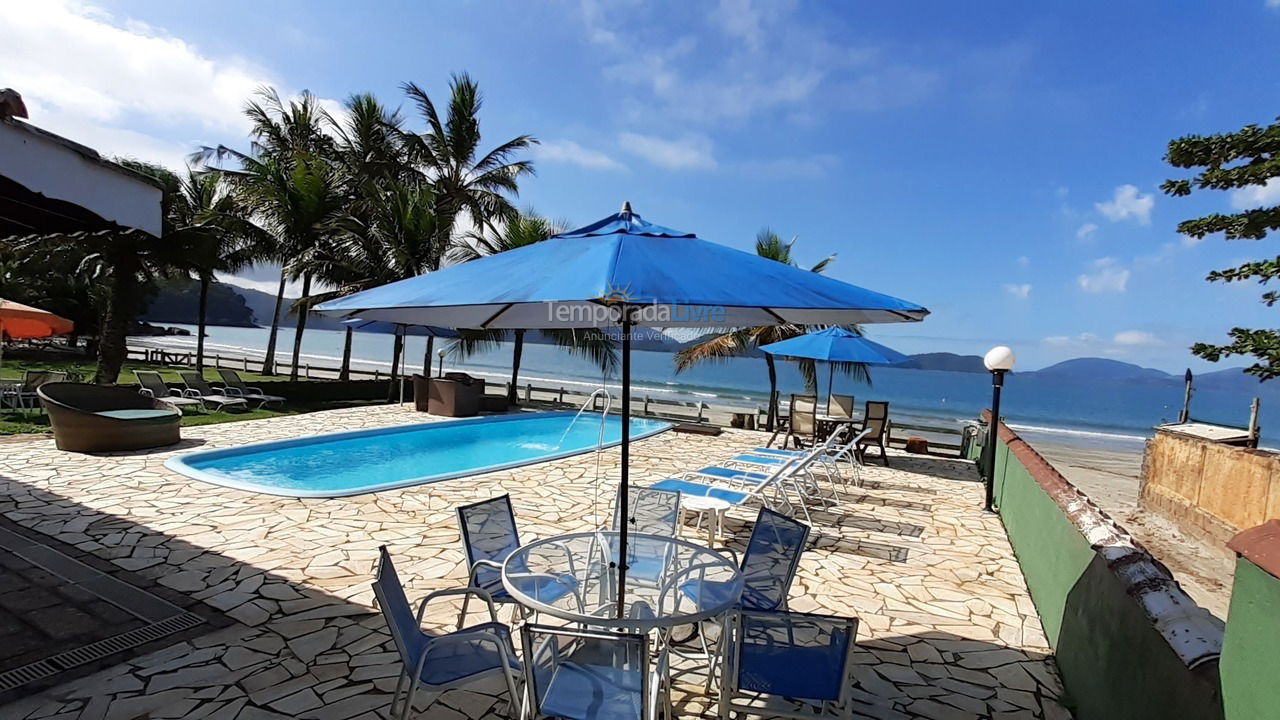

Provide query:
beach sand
left=1029, top=437, right=1234, bottom=619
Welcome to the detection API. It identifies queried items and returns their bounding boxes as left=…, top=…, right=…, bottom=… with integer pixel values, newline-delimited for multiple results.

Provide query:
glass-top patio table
left=501, top=531, right=743, bottom=631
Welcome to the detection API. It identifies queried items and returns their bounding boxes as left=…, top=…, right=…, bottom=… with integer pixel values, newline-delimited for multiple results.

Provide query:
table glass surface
left=501, top=531, right=743, bottom=630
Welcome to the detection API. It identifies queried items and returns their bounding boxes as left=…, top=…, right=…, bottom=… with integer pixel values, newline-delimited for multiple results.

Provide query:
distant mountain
left=894, top=352, right=986, bottom=373
left=142, top=278, right=256, bottom=328
left=1196, top=366, right=1279, bottom=394
left=232, top=284, right=352, bottom=332
left=1026, top=358, right=1173, bottom=383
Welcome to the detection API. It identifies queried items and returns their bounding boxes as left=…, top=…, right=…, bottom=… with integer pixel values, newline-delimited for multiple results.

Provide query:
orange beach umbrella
left=0, top=298, right=74, bottom=340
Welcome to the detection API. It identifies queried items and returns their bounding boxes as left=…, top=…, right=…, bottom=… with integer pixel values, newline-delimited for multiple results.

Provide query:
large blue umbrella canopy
left=315, top=204, right=927, bottom=328
left=315, top=204, right=928, bottom=617
left=341, top=318, right=458, bottom=337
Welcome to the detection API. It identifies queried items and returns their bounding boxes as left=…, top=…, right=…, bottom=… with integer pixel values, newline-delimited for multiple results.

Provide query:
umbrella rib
left=762, top=307, right=787, bottom=324
left=478, top=303, right=515, bottom=329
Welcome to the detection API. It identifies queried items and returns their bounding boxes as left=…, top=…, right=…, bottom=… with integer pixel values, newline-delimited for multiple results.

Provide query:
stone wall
left=1140, top=428, right=1280, bottom=546
left=979, top=412, right=1225, bottom=720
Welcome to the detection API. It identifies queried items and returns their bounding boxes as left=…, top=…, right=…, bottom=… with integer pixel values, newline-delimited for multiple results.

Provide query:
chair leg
left=389, top=670, right=408, bottom=716
left=400, top=679, right=420, bottom=720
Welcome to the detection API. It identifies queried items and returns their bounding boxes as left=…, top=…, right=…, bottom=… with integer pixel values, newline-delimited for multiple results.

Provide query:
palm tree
left=674, top=229, right=863, bottom=431
left=449, top=212, right=617, bottom=402
left=399, top=74, right=537, bottom=243
left=193, top=87, right=338, bottom=377
left=168, top=170, right=260, bottom=370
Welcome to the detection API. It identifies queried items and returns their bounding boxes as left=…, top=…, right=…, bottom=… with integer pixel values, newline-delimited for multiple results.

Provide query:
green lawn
left=0, top=399, right=387, bottom=436
left=0, top=357, right=280, bottom=384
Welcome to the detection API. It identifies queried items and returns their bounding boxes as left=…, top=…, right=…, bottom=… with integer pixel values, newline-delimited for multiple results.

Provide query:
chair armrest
left=181, top=389, right=202, bottom=398
left=218, top=385, right=244, bottom=396
left=417, top=586, right=502, bottom=628
left=138, top=388, right=155, bottom=398
left=245, top=386, right=265, bottom=395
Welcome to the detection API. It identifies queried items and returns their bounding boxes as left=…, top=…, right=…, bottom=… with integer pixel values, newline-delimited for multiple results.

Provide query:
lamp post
left=436, top=349, right=446, bottom=378
left=982, top=346, right=1015, bottom=512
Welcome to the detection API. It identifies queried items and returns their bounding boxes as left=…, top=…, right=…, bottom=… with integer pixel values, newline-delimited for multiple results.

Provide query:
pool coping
left=162, top=410, right=672, bottom=498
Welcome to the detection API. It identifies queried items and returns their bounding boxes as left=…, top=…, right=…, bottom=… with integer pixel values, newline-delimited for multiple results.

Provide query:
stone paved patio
left=0, top=405, right=1071, bottom=719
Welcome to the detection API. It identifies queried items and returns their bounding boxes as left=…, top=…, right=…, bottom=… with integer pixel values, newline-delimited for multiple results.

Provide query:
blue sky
left=5, top=1, right=1280, bottom=371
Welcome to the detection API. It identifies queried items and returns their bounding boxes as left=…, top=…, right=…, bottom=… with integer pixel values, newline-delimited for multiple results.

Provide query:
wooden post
left=558, top=386, right=565, bottom=404
left=525, top=383, right=532, bottom=402
left=1179, top=369, right=1193, bottom=424
left=697, top=402, right=706, bottom=422
left=1248, top=397, right=1261, bottom=449
left=643, top=395, right=650, bottom=415
left=242, top=356, right=248, bottom=371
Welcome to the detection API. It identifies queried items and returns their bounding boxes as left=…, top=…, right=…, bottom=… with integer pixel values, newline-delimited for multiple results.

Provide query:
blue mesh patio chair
left=718, top=609, right=859, bottom=719
left=671, top=507, right=810, bottom=693
left=521, top=624, right=664, bottom=720
left=610, top=486, right=681, bottom=589
left=457, top=495, right=580, bottom=622
left=680, top=507, right=810, bottom=613
left=372, top=546, right=522, bottom=720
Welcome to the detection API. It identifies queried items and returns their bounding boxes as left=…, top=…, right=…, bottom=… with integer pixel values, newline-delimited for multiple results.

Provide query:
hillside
left=1027, top=357, right=1172, bottom=383
left=894, top=352, right=986, bottom=373
left=141, top=278, right=256, bottom=327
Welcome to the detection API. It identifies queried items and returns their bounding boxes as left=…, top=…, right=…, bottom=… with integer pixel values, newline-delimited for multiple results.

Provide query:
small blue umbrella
left=759, top=327, right=909, bottom=411
left=317, top=203, right=928, bottom=616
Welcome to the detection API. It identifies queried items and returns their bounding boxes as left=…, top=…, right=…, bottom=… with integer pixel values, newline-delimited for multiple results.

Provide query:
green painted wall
left=1221, top=558, right=1280, bottom=720
left=989, top=432, right=1224, bottom=720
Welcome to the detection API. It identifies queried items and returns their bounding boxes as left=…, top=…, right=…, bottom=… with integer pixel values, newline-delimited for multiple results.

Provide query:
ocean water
left=131, top=324, right=1273, bottom=451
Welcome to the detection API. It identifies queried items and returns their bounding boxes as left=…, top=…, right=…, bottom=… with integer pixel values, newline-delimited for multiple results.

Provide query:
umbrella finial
left=621, top=201, right=632, bottom=215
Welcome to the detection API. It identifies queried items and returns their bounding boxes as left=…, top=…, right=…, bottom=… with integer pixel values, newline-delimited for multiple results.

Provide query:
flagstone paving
left=0, top=404, right=1072, bottom=719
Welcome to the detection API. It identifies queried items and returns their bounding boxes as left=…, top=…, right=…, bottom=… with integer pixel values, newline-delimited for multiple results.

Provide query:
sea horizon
left=127, top=323, right=1274, bottom=453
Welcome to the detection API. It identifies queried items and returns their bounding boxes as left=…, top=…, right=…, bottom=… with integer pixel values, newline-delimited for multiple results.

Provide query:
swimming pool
left=165, top=412, right=671, bottom=498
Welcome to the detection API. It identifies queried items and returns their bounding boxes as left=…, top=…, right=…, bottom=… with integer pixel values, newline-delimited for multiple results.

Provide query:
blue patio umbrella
left=342, top=318, right=459, bottom=337
left=759, top=327, right=910, bottom=413
left=316, top=203, right=928, bottom=616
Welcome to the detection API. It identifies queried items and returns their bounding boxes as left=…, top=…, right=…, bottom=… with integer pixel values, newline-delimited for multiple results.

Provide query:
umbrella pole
left=827, top=363, right=834, bottom=414
left=616, top=313, right=632, bottom=619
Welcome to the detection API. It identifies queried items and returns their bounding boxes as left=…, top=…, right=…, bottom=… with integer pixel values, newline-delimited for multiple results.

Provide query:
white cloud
left=618, top=132, right=716, bottom=170
left=1230, top=177, right=1280, bottom=209
left=1076, top=222, right=1098, bottom=240
left=1016, top=255, right=1031, bottom=267
left=1043, top=333, right=1099, bottom=347
left=1077, top=257, right=1130, bottom=294
left=737, top=154, right=838, bottom=179
left=1095, top=184, right=1154, bottom=225
left=533, top=139, right=626, bottom=171
left=1004, top=283, right=1032, bottom=300
left=0, top=1, right=337, bottom=172
left=1269, top=0, right=1280, bottom=8
left=1113, top=330, right=1163, bottom=347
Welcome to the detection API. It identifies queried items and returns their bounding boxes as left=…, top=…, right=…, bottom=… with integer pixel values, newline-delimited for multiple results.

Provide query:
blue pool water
left=165, top=412, right=671, bottom=498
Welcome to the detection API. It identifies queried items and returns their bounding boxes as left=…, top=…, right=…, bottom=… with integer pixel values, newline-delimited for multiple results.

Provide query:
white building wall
left=0, top=121, right=162, bottom=235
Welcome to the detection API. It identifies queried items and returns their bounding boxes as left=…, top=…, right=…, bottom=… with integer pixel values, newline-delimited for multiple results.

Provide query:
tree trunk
left=508, top=329, right=524, bottom=404
left=95, top=269, right=137, bottom=385
left=288, top=274, right=312, bottom=381
left=196, top=276, right=210, bottom=371
left=387, top=332, right=403, bottom=402
left=339, top=327, right=353, bottom=382
left=423, top=336, right=435, bottom=376
left=765, top=353, right=779, bottom=432
left=262, top=271, right=287, bottom=376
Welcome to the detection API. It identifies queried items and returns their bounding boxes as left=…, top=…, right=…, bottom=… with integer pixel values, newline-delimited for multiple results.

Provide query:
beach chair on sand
left=785, top=394, right=818, bottom=449
left=177, top=371, right=248, bottom=411
left=215, top=369, right=285, bottom=408
left=858, top=401, right=891, bottom=466
left=828, top=393, right=855, bottom=419
left=135, top=371, right=202, bottom=412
